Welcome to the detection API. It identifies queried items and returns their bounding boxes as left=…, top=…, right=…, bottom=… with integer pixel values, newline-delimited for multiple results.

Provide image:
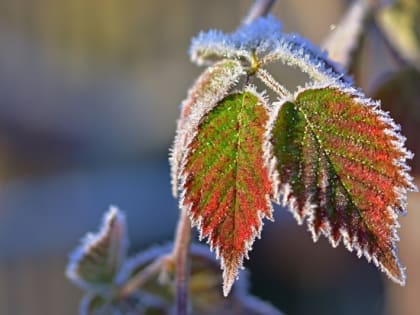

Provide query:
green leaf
left=170, top=59, right=244, bottom=196
left=190, top=16, right=351, bottom=84
left=66, top=206, right=128, bottom=291
left=180, top=89, right=274, bottom=296
left=268, top=85, right=416, bottom=285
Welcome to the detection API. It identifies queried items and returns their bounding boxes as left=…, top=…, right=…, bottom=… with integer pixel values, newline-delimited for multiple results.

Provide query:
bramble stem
left=119, top=254, right=171, bottom=297
left=256, top=68, right=290, bottom=99
left=243, top=0, right=277, bottom=25
left=172, top=208, right=191, bottom=315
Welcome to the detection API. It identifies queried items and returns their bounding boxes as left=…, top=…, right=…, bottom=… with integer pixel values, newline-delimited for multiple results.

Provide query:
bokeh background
left=0, top=0, right=418, bottom=314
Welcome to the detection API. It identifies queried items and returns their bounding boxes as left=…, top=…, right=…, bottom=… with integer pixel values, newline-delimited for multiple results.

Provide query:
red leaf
left=170, top=59, right=243, bottom=196
left=268, top=85, right=416, bottom=284
left=181, top=90, right=273, bottom=296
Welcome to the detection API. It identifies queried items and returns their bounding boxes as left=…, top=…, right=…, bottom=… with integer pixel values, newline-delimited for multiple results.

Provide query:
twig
left=118, top=254, right=172, bottom=297
left=256, top=68, right=290, bottom=99
left=243, top=0, right=277, bottom=25
left=172, top=208, right=192, bottom=315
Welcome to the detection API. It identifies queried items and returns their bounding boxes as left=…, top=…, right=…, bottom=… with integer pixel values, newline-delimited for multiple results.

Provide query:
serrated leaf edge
left=266, top=81, right=417, bottom=285
left=179, top=87, right=274, bottom=296
left=190, top=15, right=282, bottom=67
left=66, top=206, right=128, bottom=292
left=170, top=59, right=245, bottom=197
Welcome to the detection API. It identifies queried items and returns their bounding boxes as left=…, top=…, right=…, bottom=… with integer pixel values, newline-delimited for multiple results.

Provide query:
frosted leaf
left=267, top=82, right=416, bottom=285
left=66, top=206, right=128, bottom=292
left=117, top=243, right=284, bottom=314
left=190, top=15, right=282, bottom=67
left=180, top=90, right=273, bottom=296
left=261, top=33, right=352, bottom=84
left=170, top=59, right=244, bottom=196
left=190, top=15, right=351, bottom=85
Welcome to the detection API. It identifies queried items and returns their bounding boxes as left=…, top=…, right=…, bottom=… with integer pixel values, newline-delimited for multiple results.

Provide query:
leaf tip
left=66, top=205, right=127, bottom=290
left=222, top=262, right=238, bottom=297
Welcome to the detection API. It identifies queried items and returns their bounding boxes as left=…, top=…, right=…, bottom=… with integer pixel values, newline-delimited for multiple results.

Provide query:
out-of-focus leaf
left=118, top=244, right=283, bottom=315
left=377, top=0, right=420, bottom=69
left=66, top=206, right=128, bottom=291
left=80, top=292, right=168, bottom=315
left=170, top=59, right=244, bottom=197
left=268, top=85, right=416, bottom=285
left=180, top=90, right=273, bottom=296
left=373, top=67, right=420, bottom=173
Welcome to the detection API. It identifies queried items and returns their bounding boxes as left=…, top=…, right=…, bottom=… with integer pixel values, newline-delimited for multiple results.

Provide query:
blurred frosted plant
left=67, top=1, right=417, bottom=314
left=67, top=207, right=282, bottom=315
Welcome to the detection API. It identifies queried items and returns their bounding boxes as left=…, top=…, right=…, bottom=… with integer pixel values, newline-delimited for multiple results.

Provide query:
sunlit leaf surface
left=181, top=90, right=273, bottom=296
left=268, top=85, right=416, bottom=284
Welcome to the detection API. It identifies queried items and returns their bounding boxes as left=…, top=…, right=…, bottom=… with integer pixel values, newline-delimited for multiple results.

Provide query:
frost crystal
left=190, top=15, right=282, bottom=67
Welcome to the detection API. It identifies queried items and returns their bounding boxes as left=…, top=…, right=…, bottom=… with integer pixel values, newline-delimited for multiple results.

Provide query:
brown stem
left=243, top=0, right=277, bottom=25
left=118, top=254, right=171, bottom=297
left=172, top=208, right=192, bottom=315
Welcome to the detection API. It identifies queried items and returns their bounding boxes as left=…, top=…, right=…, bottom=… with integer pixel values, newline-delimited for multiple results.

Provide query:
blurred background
left=0, top=0, right=418, bottom=314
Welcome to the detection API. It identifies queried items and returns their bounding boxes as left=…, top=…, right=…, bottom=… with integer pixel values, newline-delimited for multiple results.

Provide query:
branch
left=172, top=208, right=192, bottom=315
left=256, top=68, right=290, bottom=99
left=243, top=0, right=277, bottom=25
left=118, top=254, right=171, bottom=298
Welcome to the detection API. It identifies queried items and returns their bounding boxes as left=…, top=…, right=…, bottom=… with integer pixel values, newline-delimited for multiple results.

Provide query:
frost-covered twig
left=243, top=0, right=277, bottom=25
left=256, top=68, right=290, bottom=98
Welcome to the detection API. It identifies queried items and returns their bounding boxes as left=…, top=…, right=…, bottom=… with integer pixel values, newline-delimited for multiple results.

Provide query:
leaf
left=377, top=0, right=420, bottom=70
left=190, top=16, right=351, bottom=84
left=180, top=89, right=273, bottom=296
left=118, top=244, right=283, bottom=315
left=268, top=85, right=416, bottom=285
left=66, top=206, right=128, bottom=291
left=170, top=59, right=244, bottom=196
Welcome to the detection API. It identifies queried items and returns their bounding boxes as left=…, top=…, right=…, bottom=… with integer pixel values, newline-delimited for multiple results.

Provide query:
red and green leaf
left=170, top=59, right=244, bottom=196
left=181, top=90, right=273, bottom=296
left=268, top=85, right=416, bottom=284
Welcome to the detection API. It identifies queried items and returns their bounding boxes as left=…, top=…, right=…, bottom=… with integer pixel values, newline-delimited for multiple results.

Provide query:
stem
left=119, top=255, right=170, bottom=297
left=243, top=0, right=277, bottom=25
left=256, top=68, right=290, bottom=99
left=172, top=208, right=191, bottom=315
